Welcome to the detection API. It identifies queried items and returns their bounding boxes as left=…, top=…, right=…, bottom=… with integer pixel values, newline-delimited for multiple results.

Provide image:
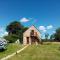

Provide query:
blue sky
left=0, top=0, right=60, bottom=38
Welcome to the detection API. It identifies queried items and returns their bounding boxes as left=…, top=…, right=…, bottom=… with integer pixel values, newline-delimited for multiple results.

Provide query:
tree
left=50, top=34, right=55, bottom=41
left=54, top=28, right=60, bottom=41
left=22, top=27, right=28, bottom=32
left=4, top=34, right=18, bottom=43
left=6, top=21, right=23, bottom=35
left=45, top=33, right=49, bottom=41
left=5, top=21, right=28, bottom=43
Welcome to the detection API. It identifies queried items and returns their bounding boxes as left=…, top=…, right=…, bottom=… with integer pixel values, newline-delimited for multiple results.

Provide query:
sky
left=0, top=0, right=60, bottom=38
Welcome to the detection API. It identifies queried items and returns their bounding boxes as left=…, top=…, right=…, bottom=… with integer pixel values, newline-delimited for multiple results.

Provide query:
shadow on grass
left=0, top=49, right=7, bottom=52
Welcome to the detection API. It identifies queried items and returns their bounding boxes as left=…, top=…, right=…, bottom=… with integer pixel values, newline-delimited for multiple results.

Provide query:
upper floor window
left=30, top=30, right=34, bottom=36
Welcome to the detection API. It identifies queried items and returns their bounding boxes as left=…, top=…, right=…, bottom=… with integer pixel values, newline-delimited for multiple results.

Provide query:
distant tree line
left=42, top=28, right=60, bottom=42
left=50, top=28, right=60, bottom=42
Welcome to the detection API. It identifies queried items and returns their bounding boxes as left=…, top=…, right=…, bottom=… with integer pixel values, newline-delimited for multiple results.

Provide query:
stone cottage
left=23, top=25, right=41, bottom=45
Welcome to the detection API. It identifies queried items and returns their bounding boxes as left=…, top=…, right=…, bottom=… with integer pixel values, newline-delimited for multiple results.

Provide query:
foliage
left=4, top=34, right=18, bottom=43
left=5, top=21, right=28, bottom=43
left=50, top=34, right=55, bottom=40
left=54, top=28, right=60, bottom=41
left=50, top=34, right=55, bottom=42
left=50, top=28, right=60, bottom=42
left=45, top=33, right=49, bottom=41
left=6, top=21, right=23, bottom=35
left=22, top=27, right=28, bottom=32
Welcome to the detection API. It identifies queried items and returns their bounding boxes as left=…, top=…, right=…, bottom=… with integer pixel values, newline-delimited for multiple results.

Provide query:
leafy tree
left=22, top=27, right=28, bottom=32
left=4, top=34, right=18, bottom=43
left=54, top=28, right=60, bottom=41
left=5, top=21, right=28, bottom=43
left=45, top=33, right=49, bottom=41
left=50, top=34, right=54, bottom=40
left=50, top=34, right=55, bottom=41
left=6, top=21, right=23, bottom=35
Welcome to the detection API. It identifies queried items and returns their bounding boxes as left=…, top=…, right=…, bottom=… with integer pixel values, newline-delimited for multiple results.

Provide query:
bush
left=4, top=34, right=18, bottom=43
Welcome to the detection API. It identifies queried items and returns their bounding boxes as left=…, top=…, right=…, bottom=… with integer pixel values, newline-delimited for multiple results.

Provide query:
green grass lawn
left=0, top=43, right=23, bottom=59
left=8, top=42, right=60, bottom=60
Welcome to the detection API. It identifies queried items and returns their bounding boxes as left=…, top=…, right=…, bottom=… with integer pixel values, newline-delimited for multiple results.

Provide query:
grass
left=0, top=43, right=24, bottom=59
left=8, top=42, right=60, bottom=60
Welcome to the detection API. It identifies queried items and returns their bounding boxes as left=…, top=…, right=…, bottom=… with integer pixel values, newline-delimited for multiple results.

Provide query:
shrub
left=4, top=34, right=18, bottom=43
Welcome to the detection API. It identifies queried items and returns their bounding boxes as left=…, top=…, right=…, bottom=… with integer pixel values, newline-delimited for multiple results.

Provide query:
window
left=30, top=30, right=34, bottom=36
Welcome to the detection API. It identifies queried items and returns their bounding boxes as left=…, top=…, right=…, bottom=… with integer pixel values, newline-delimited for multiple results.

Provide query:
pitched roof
left=23, top=25, right=40, bottom=34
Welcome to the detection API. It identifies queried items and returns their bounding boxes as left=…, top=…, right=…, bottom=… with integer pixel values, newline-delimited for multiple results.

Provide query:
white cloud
left=47, top=25, right=53, bottom=29
left=0, top=27, right=4, bottom=32
left=4, top=32, right=8, bottom=36
left=43, top=30, right=47, bottom=32
left=0, top=27, right=8, bottom=37
left=39, top=26, right=46, bottom=32
left=39, top=26, right=46, bottom=30
left=20, top=18, right=29, bottom=22
left=39, top=25, right=53, bottom=33
left=0, top=31, right=8, bottom=37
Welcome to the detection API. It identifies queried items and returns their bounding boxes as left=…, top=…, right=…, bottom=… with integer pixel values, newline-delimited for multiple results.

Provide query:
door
left=26, top=37, right=29, bottom=44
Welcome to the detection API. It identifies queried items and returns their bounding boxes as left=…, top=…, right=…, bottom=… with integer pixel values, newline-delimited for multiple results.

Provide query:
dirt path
left=0, top=45, right=29, bottom=60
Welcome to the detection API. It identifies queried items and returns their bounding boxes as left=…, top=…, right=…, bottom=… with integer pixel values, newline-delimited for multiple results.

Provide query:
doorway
left=26, top=37, right=29, bottom=44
